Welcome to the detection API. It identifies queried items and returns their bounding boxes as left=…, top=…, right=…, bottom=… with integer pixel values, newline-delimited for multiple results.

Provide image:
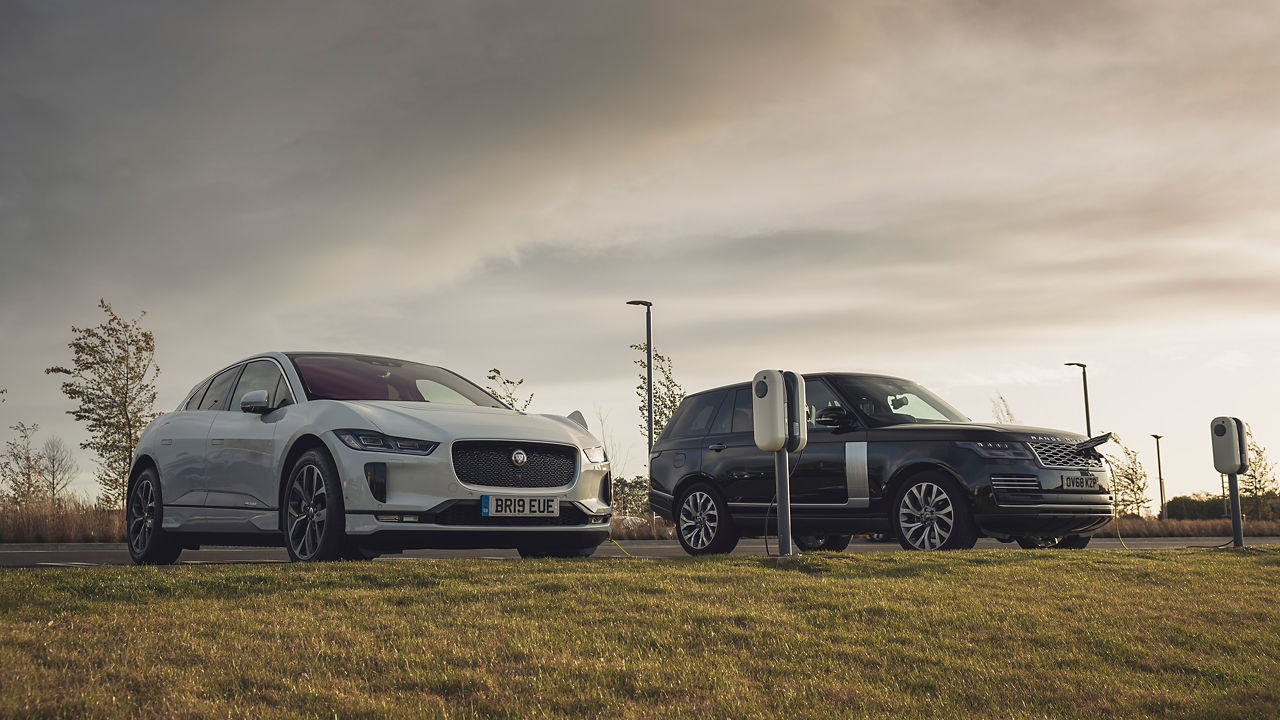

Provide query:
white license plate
left=1061, top=474, right=1099, bottom=491
left=481, top=496, right=559, bottom=517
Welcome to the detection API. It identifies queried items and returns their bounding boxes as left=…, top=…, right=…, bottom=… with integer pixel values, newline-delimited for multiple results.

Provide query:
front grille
left=1028, top=442, right=1106, bottom=470
left=451, top=441, right=577, bottom=488
left=432, top=501, right=591, bottom=527
left=990, top=476, right=1042, bottom=493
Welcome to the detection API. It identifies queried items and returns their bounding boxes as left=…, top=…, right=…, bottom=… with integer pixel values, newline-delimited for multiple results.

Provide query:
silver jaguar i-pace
left=125, top=352, right=612, bottom=563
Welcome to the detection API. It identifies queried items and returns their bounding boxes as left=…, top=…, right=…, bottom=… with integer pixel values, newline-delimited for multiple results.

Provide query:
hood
left=342, top=401, right=600, bottom=447
left=868, top=422, right=1089, bottom=444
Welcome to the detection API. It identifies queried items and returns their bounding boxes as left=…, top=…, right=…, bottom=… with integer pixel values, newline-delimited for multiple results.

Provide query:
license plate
left=1061, top=473, right=1099, bottom=491
left=481, top=496, right=559, bottom=517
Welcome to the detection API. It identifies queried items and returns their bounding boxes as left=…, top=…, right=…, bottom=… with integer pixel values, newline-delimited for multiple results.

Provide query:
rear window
left=664, top=391, right=725, bottom=439
left=288, top=354, right=503, bottom=407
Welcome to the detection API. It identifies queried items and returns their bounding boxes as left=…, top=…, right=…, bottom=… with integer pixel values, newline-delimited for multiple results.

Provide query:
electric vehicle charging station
left=752, top=370, right=807, bottom=557
left=1211, top=416, right=1250, bottom=548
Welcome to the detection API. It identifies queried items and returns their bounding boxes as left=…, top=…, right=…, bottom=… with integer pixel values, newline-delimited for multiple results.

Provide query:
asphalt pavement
left=1, top=536, right=1275, bottom=568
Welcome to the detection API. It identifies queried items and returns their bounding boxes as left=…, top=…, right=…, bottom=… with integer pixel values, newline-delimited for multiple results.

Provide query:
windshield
left=832, top=375, right=969, bottom=427
left=288, top=354, right=505, bottom=408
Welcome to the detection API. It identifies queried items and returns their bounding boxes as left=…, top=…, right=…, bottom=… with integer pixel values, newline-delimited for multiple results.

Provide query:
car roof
left=686, top=372, right=915, bottom=398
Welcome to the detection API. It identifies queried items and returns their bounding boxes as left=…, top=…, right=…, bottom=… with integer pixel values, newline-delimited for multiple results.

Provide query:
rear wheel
left=675, top=483, right=739, bottom=555
left=892, top=474, right=977, bottom=551
left=282, top=449, right=346, bottom=562
left=126, top=468, right=182, bottom=565
left=794, top=534, right=853, bottom=552
left=1056, top=535, right=1091, bottom=549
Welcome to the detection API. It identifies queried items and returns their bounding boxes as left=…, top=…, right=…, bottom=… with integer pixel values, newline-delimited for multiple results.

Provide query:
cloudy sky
left=2, top=0, right=1278, bottom=504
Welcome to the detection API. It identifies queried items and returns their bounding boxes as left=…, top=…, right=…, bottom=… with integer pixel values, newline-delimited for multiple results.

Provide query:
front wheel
left=282, top=449, right=346, bottom=562
left=675, top=483, right=739, bottom=556
left=892, top=474, right=977, bottom=551
left=126, top=468, right=182, bottom=565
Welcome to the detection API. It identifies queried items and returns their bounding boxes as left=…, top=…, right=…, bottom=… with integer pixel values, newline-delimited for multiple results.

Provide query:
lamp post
left=626, top=300, right=654, bottom=457
left=1152, top=434, right=1166, bottom=520
left=1064, top=362, right=1092, bottom=437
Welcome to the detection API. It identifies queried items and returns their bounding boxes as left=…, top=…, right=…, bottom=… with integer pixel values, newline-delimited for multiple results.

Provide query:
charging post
left=1211, top=417, right=1250, bottom=548
left=752, top=370, right=807, bottom=557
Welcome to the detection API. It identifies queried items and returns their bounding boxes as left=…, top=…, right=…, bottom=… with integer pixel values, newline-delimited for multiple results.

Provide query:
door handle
left=708, top=443, right=727, bottom=452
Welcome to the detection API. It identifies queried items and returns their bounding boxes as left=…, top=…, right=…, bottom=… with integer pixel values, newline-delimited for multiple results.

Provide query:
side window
left=233, top=360, right=285, bottom=409
left=184, top=379, right=212, bottom=411
left=805, top=379, right=848, bottom=428
left=707, top=389, right=736, bottom=435
left=199, top=365, right=243, bottom=411
left=730, top=388, right=753, bottom=434
left=272, top=375, right=295, bottom=408
left=666, top=391, right=725, bottom=439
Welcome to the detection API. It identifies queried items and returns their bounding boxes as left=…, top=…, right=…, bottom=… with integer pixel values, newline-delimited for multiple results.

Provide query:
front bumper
left=970, top=462, right=1114, bottom=538
left=328, top=435, right=612, bottom=544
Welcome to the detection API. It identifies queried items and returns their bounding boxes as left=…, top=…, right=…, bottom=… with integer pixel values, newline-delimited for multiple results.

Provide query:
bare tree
left=1240, top=428, right=1277, bottom=520
left=485, top=368, right=533, bottom=411
left=991, top=393, right=1018, bottom=424
left=45, top=300, right=160, bottom=508
left=632, top=343, right=684, bottom=440
left=1, top=423, right=48, bottom=507
left=1104, top=435, right=1150, bottom=517
left=40, top=437, right=79, bottom=506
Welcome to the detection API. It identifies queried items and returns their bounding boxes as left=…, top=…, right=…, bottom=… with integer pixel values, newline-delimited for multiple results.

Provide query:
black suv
left=649, top=373, right=1114, bottom=554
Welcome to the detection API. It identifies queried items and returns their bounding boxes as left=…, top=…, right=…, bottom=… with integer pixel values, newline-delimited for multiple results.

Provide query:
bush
left=0, top=499, right=124, bottom=544
left=1165, top=494, right=1227, bottom=520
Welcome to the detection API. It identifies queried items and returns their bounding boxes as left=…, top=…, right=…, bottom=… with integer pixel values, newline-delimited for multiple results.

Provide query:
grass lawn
left=2, top=549, right=1278, bottom=719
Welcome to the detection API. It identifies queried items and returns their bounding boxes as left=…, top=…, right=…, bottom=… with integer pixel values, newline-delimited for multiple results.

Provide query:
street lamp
left=626, top=300, right=654, bottom=457
left=1064, top=362, right=1092, bottom=436
left=1152, top=434, right=1166, bottom=520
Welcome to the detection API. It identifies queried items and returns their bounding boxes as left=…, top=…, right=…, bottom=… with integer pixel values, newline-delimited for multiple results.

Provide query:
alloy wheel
left=898, top=481, right=955, bottom=550
left=679, top=490, right=719, bottom=551
left=287, top=464, right=329, bottom=560
left=127, top=477, right=157, bottom=555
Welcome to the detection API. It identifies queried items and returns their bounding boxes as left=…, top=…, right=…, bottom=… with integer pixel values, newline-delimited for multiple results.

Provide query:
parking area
left=1, top=536, right=1275, bottom=567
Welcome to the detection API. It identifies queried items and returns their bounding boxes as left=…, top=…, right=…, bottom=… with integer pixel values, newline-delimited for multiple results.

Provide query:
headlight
left=583, top=445, right=607, bottom=464
left=334, top=429, right=438, bottom=456
left=955, top=441, right=1033, bottom=460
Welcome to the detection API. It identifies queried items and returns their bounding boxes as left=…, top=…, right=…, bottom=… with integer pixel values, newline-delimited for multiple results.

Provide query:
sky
left=2, top=0, right=1278, bottom=507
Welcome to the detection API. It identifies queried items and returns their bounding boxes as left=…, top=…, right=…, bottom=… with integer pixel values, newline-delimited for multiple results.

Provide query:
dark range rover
left=649, top=373, right=1114, bottom=554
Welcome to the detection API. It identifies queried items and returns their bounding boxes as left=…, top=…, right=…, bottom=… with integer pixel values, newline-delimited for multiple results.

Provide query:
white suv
left=126, top=352, right=611, bottom=563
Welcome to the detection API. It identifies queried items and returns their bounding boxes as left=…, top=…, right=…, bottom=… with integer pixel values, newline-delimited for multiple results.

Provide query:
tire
left=126, top=467, right=182, bottom=565
left=866, top=531, right=893, bottom=543
left=1056, top=535, right=1091, bottom=549
left=517, top=543, right=599, bottom=559
left=795, top=534, right=853, bottom=552
left=1016, top=536, right=1063, bottom=549
left=282, top=448, right=346, bottom=562
left=892, top=473, right=977, bottom=551
left=674, top=482, right=739, bottom=556
left=341, top=546, right=381, bottom=561
left=823, top=534, right=853, bottom=552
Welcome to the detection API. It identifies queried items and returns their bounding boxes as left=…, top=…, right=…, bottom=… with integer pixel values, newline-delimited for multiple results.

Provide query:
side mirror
left=815, top=406, right=854, bottom=428
left=240, top=389, right=271, bottom=414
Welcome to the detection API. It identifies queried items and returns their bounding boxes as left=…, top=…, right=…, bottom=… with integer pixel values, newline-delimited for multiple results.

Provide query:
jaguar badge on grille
left=511, top=449, right=528, bottom=467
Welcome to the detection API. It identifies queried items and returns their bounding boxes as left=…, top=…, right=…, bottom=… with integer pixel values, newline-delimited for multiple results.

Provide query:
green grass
left=2, top=550, right=1279, bottom=719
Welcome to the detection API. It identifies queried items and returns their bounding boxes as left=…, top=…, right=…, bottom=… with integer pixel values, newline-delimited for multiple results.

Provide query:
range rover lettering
left=649, top=373, right=1114, bottom=554
left=125, top=352, right=612, bottom=563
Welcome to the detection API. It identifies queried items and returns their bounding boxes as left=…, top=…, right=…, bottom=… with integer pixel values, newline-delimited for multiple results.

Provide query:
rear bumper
left=649, top=489, right=674, bottom=521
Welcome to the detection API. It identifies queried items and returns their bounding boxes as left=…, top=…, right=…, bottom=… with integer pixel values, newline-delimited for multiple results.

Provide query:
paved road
left=1, top=536, right=1274, bottom=568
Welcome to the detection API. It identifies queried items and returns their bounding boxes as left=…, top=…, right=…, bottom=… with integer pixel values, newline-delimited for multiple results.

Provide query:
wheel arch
left=277, top=433, right=333, bottom=515
left=127, top=454, right=160, bottom=495
left=671, top=471, right=719, bottom=507
left=885, top=462, right=968, bottom=506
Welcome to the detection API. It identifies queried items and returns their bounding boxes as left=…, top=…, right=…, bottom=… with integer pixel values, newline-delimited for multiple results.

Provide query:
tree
left=40, top=437, right=79, bottom=506
left=485, top=368, right=533, bottom=412
left=45, top=300, right=160, bottom=508
left=1, top=423, right=48, bottom=507
left=1239, top=428, right=1277, bottom=520
left=991, top=393, right=1017, bottom=424
left=1104, top=435, right=1151, bottom=517
left=632, top=343, right=685, bottom=441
